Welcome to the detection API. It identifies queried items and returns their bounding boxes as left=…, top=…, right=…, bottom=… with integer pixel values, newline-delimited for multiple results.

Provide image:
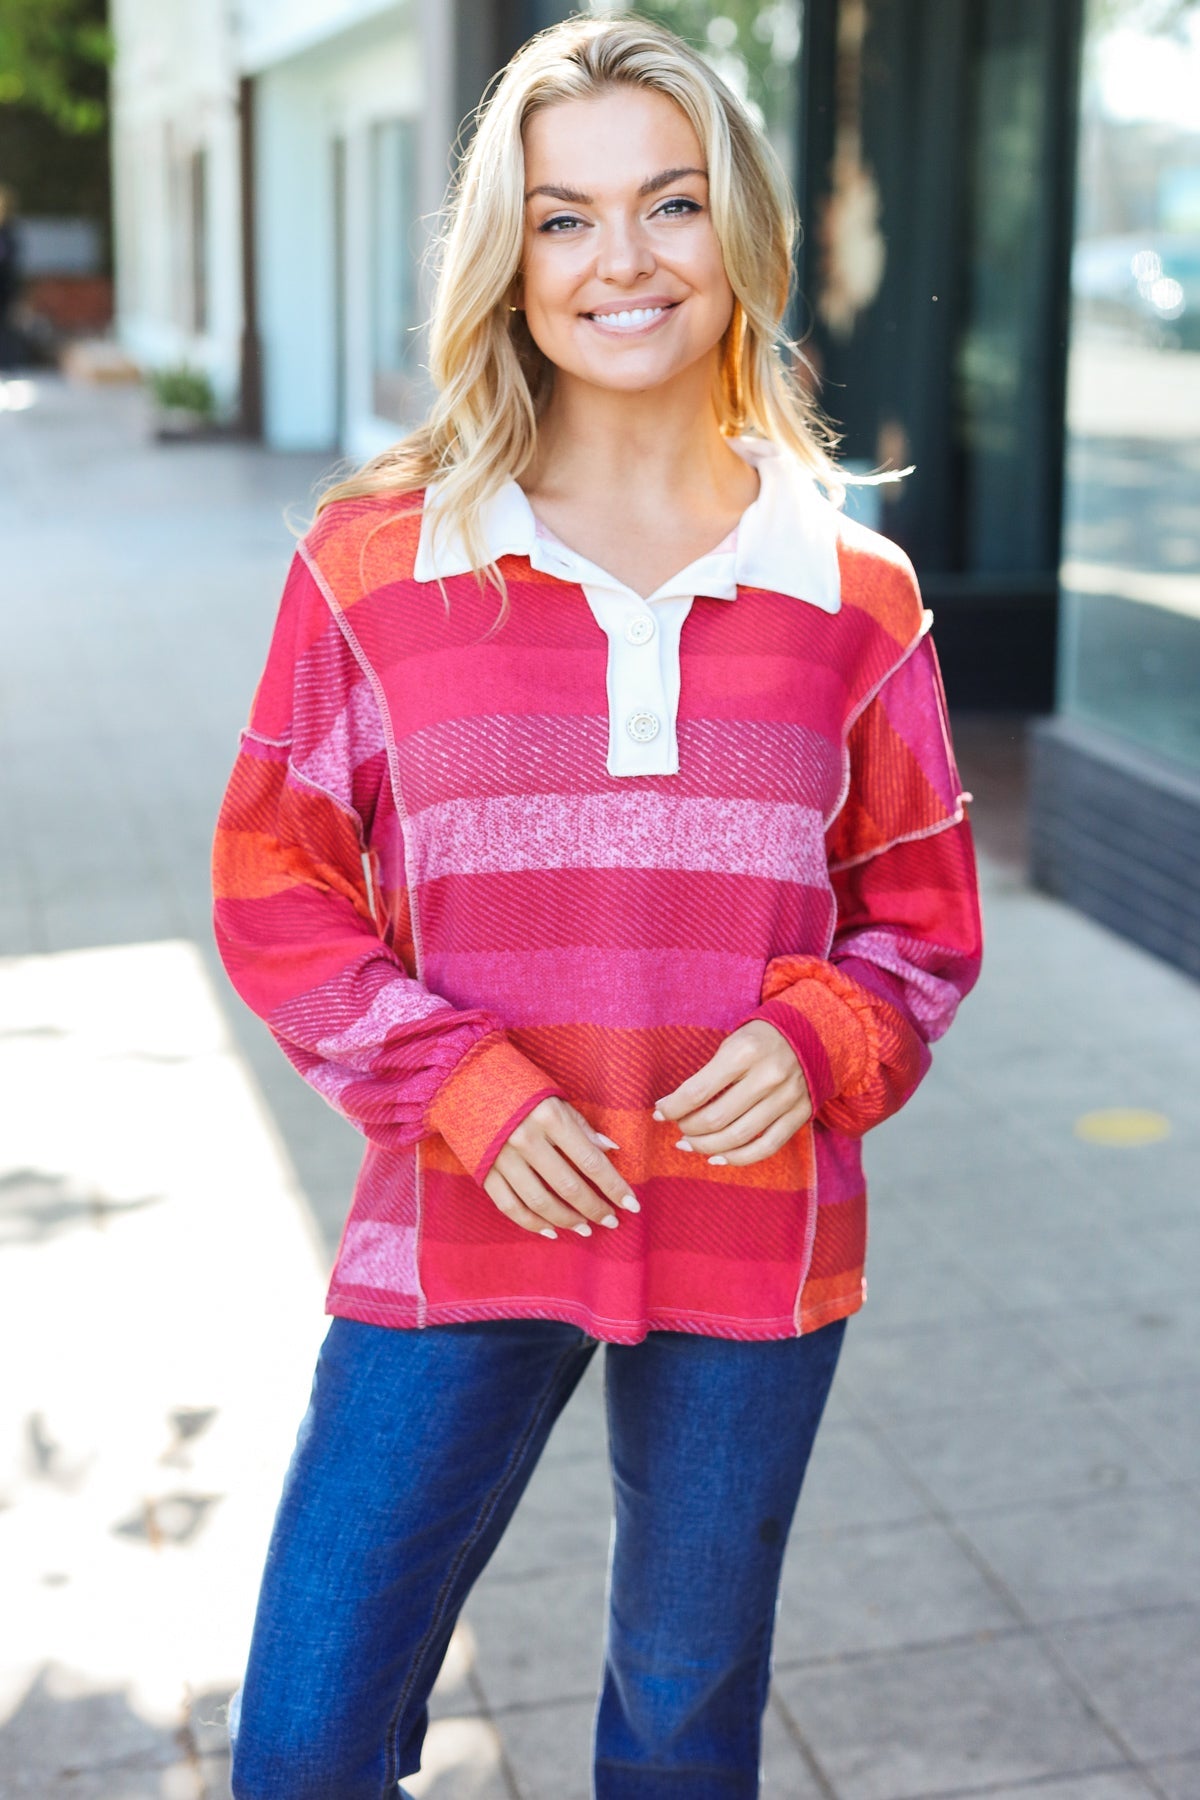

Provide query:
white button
left=625, top=615, right=655, bottom=645
left=626, top=710, right=661, bottom=744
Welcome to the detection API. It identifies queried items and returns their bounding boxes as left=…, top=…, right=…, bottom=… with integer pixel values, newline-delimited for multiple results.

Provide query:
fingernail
left=593, top=1133, right=621, bottom=1149
left=675, top=1138, right=693, bottom=1152
left=539, top=1227, right=558, bottom=1238
left=617, top=1193, right=641, bottom=1212
left=708, top=1155, right=728, bottom=1166
left=573, top=1222, right=592, bottom=1236
left=652, top=1108, right=665, bottom=1121
left=599, top=1214, right=619, bottom=1228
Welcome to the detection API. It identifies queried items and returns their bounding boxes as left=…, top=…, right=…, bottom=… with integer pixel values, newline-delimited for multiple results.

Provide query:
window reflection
left=1061, top=0, right=1200, bottom=769
left=605, top=1, right=804, bottom=187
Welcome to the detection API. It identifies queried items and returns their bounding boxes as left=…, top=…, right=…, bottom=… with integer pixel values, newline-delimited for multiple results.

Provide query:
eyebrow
left=524, top=166, right=708, bottom=204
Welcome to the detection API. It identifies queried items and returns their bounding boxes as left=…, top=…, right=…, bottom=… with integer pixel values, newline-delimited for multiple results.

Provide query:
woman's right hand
left=482, top=1097, right=641, bottom=1238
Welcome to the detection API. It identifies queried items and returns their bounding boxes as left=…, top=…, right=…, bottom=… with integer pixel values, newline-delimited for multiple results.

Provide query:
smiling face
left=516, top=85, right=736, bottom=401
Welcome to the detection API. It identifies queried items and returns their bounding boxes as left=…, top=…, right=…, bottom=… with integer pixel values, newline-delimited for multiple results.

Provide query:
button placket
left=618, top=600, right=672, bottom=771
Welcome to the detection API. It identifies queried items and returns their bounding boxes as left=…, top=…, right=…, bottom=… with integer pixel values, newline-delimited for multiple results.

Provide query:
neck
left=527, top=354, right=744, bottom=508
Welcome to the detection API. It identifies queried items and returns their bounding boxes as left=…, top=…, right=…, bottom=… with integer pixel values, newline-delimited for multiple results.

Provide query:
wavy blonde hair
left=315, top=10, right=846, bottom=622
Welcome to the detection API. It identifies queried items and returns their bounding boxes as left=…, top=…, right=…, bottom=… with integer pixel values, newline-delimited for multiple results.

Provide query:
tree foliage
left=0, top=0, right=112, bottom=136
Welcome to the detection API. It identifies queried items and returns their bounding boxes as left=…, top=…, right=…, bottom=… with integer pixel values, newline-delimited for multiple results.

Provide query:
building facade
left=108, top=0, right=1200, bottom=975
left=1030, top=0, right=1200, bottom=978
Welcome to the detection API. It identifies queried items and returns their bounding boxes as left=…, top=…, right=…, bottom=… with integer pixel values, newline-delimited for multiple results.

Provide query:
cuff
left=426, top=1032, right=563, bottom=1184
left=739, top=956, right=880, bottom=1114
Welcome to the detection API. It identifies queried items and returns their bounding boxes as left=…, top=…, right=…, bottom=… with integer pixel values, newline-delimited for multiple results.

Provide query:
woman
left=213, top=15, right=983, bottom=1799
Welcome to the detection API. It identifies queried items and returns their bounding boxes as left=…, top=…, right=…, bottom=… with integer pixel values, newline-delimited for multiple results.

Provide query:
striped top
left=212, top=456, right=983, bottom=1343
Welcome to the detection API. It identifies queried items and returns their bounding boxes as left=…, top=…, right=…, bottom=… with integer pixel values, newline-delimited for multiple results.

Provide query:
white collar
left=413, top=434, right=842, bottom=613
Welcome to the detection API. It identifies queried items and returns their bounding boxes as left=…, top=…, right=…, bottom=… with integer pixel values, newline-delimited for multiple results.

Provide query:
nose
left=594, top=213, right=655, bottom=286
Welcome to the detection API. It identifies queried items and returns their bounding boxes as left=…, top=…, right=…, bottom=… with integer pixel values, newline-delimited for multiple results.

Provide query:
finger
left=653, top=1040, right=752, bottom=1123
left=483, top=1168, right=564, bottom=1238
left=677, top=1063, right=812, bottom=1145
left=550, top=1115, right=641, bottom=1214
left=675, top=1091, right=792, bottom=1157
left=524, top=1139, right=622, bottom=1229
left=492, top=1149, right=603, bottom=1235
left=702, top=1103, right=813, bottom=1167
left=671, top=1073, right=771, bottom=1142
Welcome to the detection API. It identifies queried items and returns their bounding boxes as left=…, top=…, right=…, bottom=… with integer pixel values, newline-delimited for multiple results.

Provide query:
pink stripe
left=424, top=946, right=768, bottom=1029
left=836, top=930, right=967, bottom=1038
left=395, top=713, right=840, bottom=810
left=294, top=677, right=385, bottom=807
left=406, top=793, right=831, bottom=887
left=314, top=976, right=451, bottom=1058
left=337, top=1219, right=420, bottom=1295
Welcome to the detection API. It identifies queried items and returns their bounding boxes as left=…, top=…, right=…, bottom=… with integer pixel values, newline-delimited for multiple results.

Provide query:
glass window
left=1059, top=0, right=1200, bottom=770
left=370, top=116, right=420, bottom=423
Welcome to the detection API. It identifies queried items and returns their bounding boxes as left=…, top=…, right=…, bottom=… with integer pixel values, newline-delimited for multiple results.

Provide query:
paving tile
left=1150, top=1753, right=1200, bottom=1799
left=1027, top=1297, right=1200, bottom=1394
left=773, top=1515, right=1014, bottom=1662
left=1097, top=1383, right=1200, bottom=1482
left=760, top=1695, right=829, bottom=1798
left=946, top=1209, right=1174, bottom=1313
left=428, top=1620, right=485, bottom=1720
left=0, top=1668, right=188, bottom=1795
left=833, top=1314, right=1081, bottom=1423
left=492, top=1695, right=594, bottom=1800
left=489, top=1689, right=829, bottom=1800
left=876, top=1390, right=1176, bottom=1515
left=856, top=1243, right=999, bottom=1329
left=403, top=1715, right=512, bottom=1799
left=464, top=1561, right=610, bottom=1711
left=483, top=1449, right=613, bottom=1580
left=1047, top=1608, right=1200, bottom=1761
left=957, top=1489, right=1200, bottom=1624
left=939, top=1772, right=1157, bottom=1799
left=771, top=1631, right=1124, bottom=1800
left=788, top=1417, right=934, bottom=1536
left=36, top=890, right=185, bottom=954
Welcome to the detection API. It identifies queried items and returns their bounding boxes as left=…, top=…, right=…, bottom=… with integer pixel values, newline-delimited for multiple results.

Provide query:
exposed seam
left=241, top=725, right=291, bottom=750
left=823, top=607, right=935, bottom=838
left=826, top=799, right=968, bottom=874
left=286, top=757, right=368, bottom=834
left=298, top=537, right=431, bottom=1323
left=820, top=606, right=937, bottom=961
left=791, top=1126, right=820, bottom=1336
left=328, top=1293, right=822, bottom=1333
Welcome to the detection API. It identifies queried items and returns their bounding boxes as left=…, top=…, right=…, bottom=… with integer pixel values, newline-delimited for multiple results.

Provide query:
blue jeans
left=229, top=1311, right=848, bottom=1800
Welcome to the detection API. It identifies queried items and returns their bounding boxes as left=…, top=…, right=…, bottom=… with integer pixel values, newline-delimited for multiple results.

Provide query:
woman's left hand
left=652, top=1019, right=813, bottom=1166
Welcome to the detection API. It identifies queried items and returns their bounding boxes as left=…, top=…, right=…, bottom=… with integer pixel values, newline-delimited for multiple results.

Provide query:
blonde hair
left=316, top=11, right=845, bottom=621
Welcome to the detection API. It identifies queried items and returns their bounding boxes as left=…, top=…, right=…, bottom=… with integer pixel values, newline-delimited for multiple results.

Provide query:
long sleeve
left=742, top=618, right=983, bottom=1137
left=211, top=550, right=562, bottom=1182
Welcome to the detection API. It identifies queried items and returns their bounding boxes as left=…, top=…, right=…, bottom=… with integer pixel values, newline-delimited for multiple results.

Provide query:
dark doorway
left=798, top=0, right=1085, bottom=708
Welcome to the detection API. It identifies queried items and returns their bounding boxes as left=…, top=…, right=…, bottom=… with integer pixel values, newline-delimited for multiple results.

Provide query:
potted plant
left=149, top=363, right=218, bottom=441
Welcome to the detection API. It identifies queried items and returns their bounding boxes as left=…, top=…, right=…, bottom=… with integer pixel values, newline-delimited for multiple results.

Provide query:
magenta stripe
left=406, top=792, right=831, bottom=887
left=394, top=713, right=840, bottom=810
left=424, top=946, right=768, bottom=1028
left=417, top=865, right=832, bottom=954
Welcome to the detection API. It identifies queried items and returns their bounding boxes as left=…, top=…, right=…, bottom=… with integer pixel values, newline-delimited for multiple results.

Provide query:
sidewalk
left=2, top=376, right=1198, bottom=1800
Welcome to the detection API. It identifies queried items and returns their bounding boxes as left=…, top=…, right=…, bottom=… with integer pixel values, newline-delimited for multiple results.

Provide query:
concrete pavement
left=2, top=374, right=1199, bottom=1800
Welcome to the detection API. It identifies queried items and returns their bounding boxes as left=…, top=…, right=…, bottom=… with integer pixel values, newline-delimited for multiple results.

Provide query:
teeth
left=590, top=306, right=667, bottom=329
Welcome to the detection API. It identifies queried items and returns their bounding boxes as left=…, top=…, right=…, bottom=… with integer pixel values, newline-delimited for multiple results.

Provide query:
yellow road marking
left=1074, top=1108, right=1172, bottom=1147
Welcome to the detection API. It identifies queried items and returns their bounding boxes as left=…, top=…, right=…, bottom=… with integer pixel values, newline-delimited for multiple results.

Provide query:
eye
left=537, top=214, right=585, bottom=234
left=655, top=197, right=702, bottom=218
